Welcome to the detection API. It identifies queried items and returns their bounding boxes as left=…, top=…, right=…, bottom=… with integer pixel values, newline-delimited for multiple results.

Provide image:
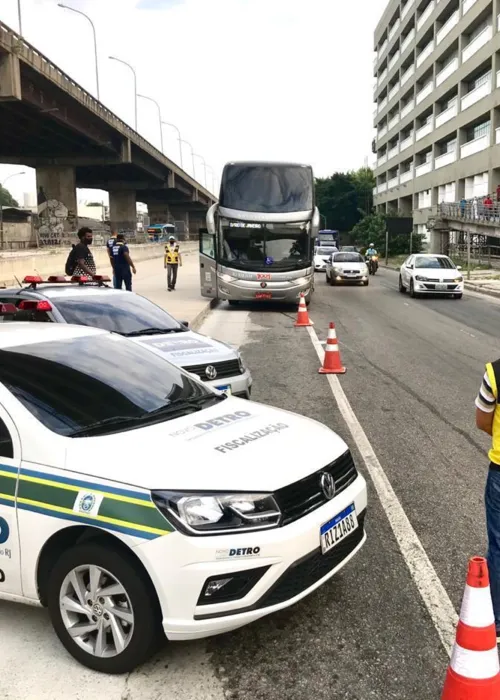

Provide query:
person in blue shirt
left=111, top=234, right=136, bottom=291
left=365, top=243, right=378, bottom=257
left=106, top=231, right=118, bottom=287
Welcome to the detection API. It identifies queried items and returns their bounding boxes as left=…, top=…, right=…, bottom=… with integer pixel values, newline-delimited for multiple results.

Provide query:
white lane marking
left=306, top=325, right=459, bottom=655
left=404, top=302, right=409, bottom=307
left=461, top=329, right=476, bottom=339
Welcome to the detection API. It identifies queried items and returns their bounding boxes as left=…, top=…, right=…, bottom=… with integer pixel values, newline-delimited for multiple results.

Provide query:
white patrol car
left=0, top=321, right=367, bottom=673
left=0, top=275, right=252, bottom=398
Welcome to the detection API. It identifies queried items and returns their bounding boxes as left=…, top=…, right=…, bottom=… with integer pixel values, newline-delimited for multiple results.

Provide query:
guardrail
left=439, top=200, right=500, bottom=223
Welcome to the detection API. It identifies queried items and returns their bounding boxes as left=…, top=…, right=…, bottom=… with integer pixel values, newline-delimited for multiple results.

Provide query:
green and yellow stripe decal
left=0, top=464, right=173, bottom=540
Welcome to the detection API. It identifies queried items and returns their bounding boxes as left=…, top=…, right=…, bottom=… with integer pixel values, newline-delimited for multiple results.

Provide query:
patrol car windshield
left=0, top=334, right=217, bottom=437
left=53, top=293, right=184, bottom=336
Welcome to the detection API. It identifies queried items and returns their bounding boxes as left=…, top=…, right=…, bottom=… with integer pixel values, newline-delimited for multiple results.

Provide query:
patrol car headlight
left=151, top=491, right=281, bottom=535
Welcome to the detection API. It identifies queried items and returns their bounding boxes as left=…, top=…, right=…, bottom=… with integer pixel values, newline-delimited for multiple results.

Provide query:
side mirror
left=407, top=264, right=413, bottom=269
left=181, top=320, right=189, bottom=328
left=456, top=265, right=462, bottom=271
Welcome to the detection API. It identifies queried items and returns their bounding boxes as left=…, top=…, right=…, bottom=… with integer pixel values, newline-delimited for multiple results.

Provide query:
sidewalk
left=122, top=247, right=216, bottom=330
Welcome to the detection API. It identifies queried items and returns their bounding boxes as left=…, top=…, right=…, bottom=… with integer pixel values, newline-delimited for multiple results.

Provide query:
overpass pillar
left=147, top=202, right=172, bottom=226
left=166, top=206, right=190, bottom=240
left=36, top=166, right=77, bottom=243
left=109, top=191, right=137, bottom=235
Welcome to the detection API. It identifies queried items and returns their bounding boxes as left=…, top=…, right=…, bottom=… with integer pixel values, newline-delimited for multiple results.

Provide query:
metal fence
left=439, top=200, right=500, bottom=224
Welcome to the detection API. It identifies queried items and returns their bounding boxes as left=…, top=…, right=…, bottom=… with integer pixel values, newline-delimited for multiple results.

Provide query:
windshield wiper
left=121, top=327, right=186, bottom=337
left=145, top=393, right=227, bottom=418
left=68, top=415, right=145, bottom=437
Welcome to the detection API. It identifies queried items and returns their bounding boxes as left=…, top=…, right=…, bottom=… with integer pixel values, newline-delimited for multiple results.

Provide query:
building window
left=466, top=120, right=490, bottom=141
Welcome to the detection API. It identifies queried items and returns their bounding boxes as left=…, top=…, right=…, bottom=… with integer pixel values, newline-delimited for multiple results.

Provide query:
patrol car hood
left=64, top=397, right=348, bottom=492
left=129, top=330, right=237, bottom=367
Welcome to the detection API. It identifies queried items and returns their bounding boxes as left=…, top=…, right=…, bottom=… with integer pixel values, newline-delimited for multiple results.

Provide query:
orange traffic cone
left=294, top=293, right=313, bottom=327
left=442, top=557, right=500, bottom=699
left=319, top=322, right=346, bottom=374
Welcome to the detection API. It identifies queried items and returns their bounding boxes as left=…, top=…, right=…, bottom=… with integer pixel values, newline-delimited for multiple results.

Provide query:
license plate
left=216, top=384, right=232, bottom=395
left=320, top=504, right=358, bottom=555
left=436, top=283, right=447, bottom=290
left=255, top=292, right=272, bottom=299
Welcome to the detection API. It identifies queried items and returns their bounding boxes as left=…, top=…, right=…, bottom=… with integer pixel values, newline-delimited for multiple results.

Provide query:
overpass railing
left=439, top=200, right=500, bottom=225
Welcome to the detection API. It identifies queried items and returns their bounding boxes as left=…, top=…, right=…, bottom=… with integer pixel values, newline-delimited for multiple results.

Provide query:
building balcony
left=436, top=10, right=459, bottom=45
left=373, top=106, right=378, bottom=119
left=377, top=154, right=388, bottom=166
left=460, top=132, right=489, bottom=159
left=417, top=41, right=434, bottom=68
left=388, top=144, right=400, bottom=160
left=401, top=64, right=415, bottom=86
left=401, top=27, right=416, bottom=54
left=379, top=67, right=388, bottom=85
left=388, top=82, right=400, bottom=101
left=372, top=186, right=377, bottom=195
left=400, top=168, right=414, bottom=184
left=416, top=81, right=434, bottom=104
left=462, top=25, right=493, bottom=64
left=402, top=0, right=415, bottom=20
left=379, top=125, right=388, bottom=138
left=434, top=149, right=457, bottom=169
left=400, top=134, right=414, bottom=152
left=389, top=51, right=400, bottom=71
left=378, top=182, right=388, bottom=193
left=389, top=19, right=401, bottom=41
left=388, top=113, right=400, bottom=131
left=415, top=160, right=432, bottom=177
left=463, top=0, right=478, bottom=15
left=379, top=39, right=388, bottom=59
left=388, top=175, right=400, bottom=189
left=379, top=95, right=388, bottom=111
left=416, top=120, right=433, bottom=141
left=461, top=78, right=491, bottom=112
left=435, top=101, right=457, bottom=128
left=401, top=99, right=415, bottom=118
left=496, top=127, right=500, bottom=144
left=417, top=1, right=435, bottom=32
left=496, top=70, right=500, bottom=88
left=436, top=56, right=458, bottom=87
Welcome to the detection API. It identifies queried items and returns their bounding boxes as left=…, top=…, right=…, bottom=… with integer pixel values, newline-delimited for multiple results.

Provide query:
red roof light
left=23, top=276, right=43, bottom=284
left=0, top=304, right=18, bottom=315
left=92, top=275, right=111, bottom=282
left=47, top=276, right=67, bottom=283
left=18, top=300, right=52, bottom=312
left=71, top=275, right=90, bottom=283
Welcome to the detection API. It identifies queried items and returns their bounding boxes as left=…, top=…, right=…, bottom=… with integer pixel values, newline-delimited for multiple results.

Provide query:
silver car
left=325, top=252, right=369, bottom=286
left=0, top=282, right=252, bottom=398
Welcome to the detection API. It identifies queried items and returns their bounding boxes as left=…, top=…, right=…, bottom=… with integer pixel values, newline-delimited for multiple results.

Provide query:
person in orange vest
left=164, top=235, right=182, bottom=291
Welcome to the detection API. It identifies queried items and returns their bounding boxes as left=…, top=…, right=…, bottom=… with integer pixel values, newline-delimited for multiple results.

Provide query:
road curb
left=190, top=298, right=219, bottom=331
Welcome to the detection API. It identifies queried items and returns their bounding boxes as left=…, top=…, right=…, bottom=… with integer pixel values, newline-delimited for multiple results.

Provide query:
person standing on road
left=106, top=231, right=118, bottom=286
left=71, top=227, right=96, bottom=278
left=112, top=233, right=136, bottom=291
left=164, top=235, right=182, bottom=292
left=475, top=365, right=500, bottom=642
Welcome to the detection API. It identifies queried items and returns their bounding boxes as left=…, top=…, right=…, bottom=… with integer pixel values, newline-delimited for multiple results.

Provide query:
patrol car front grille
left=184, top=359, right=243, bottom=381
left=275, top=451, right=358, bottom=526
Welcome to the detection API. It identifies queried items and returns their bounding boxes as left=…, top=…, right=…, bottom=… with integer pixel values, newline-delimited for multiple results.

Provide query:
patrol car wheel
left=48, top=543, right=161, bottom=674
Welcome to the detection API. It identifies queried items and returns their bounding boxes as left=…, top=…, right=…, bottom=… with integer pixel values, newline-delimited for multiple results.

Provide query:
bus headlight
left=218, top=273, right=237, bottom=283
left=294, top=277, right=310, bottom=286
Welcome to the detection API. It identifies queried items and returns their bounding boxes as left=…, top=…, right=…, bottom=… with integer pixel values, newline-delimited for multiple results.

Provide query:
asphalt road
left=1, top=267, right=497, bottom=699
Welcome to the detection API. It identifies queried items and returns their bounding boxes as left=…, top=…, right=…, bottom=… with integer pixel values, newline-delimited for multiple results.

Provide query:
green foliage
left=0, top=185, right=18, bottom=208
left=315, top=167, right=375, bottom=232
left=352, top=213, right=425, bottom=256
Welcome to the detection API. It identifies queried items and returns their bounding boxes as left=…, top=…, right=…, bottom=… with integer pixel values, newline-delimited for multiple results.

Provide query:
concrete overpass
left=0, top=21, right=216, bottom=243
left=416, top=203, right=500, bottom=253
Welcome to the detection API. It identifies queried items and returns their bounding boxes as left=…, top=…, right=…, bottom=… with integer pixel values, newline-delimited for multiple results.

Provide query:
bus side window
left=200, top=232, right=215, bottom=259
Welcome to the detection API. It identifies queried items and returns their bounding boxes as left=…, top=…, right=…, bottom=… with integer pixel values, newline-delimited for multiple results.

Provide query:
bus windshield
left=220, top=221, right=311, bottom=271
left=220, top=164, right=313, bottom=213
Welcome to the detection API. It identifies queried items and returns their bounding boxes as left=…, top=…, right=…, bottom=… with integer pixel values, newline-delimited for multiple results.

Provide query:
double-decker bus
left=199, top=161, right=319, bottom=304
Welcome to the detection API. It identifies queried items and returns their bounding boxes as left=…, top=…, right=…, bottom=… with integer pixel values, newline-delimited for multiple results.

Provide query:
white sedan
left=314, top=246, right=338, bottom=271
left=325, top=252, right=369, bottom=286
left=398, top=254, right=464, bottom=299
left=0, top=321, right=367, bottom=674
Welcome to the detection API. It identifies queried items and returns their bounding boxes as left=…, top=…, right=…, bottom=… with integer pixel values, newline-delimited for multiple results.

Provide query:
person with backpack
left=65, top=227, right=96, bottom=278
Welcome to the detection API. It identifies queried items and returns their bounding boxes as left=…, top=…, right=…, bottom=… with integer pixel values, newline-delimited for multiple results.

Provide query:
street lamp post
left=109, top=56, right=137, bottom=131
left=0, top=171, right=26, bottom=249
left=17, top=0, right=23, bottom=35
left=206, top=165, right=216, bottom=195
left=58, top=4, right=100, bottom=101
left=193, top=154, right=207, bottom=188
left=161, top=122, right=183, bottom=169
left=180, top=140, right=195, bottom=177
left=137, top=94, right=164, bottom=153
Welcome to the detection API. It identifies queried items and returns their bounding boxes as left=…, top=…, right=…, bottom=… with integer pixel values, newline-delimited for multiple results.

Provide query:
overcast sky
left=0, top=0, right=388, bottom=206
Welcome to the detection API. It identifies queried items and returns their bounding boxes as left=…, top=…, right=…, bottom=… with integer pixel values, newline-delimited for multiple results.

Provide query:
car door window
left=0, top=417, right=13, bottom=459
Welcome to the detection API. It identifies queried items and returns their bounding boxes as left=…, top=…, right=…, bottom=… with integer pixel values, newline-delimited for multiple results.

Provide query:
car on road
left=0, top=321, right=368, bottom=673
left=398, top=254, right=464, bottom=299
left=339, top=246, right=358, bottom=253
left=325, top=252, right=369, bottom=286
left=314, top=246, right=339, bottom=272
left=0, top=276, right=252, bottom=398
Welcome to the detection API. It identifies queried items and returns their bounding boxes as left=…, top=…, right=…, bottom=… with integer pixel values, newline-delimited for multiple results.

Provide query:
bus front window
left=221, top=222, right=310, bottom=271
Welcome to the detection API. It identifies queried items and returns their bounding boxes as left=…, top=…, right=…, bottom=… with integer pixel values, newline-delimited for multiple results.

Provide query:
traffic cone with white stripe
left=294, top=293, right=313, bottom=327
left=319, top=322, right=346, bottom=374
left=442, top=557, right=500, bottom=699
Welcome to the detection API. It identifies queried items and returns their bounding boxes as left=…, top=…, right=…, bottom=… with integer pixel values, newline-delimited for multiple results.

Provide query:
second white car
left=399, top=254, right=464, bottom=299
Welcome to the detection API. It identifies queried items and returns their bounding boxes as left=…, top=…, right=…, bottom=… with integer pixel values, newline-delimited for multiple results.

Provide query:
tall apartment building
left=372, top=0, right=500, bottom=243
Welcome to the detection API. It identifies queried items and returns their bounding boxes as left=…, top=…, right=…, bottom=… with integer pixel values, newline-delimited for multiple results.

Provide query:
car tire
left=364, top=280, right=369, bottom=286
left=399, top=276, right=406, bottom=294
left=325, top=272, right=330, bottom=284
left=47, top=542, right=162, bottom=674
left=454, top=293, right=463, bottom=299
left=409, top=280, right=418, bottom=298
left=228, top=300, right=239, bottom=307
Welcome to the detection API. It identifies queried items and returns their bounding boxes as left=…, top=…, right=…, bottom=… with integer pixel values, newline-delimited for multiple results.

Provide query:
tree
left=315, top=167, right=375, bottom=233
left=352, top=213, right=425, bottom=256
left=0, top=185, right=18, bottom=208
left=351, top=167, right=376, bottom=217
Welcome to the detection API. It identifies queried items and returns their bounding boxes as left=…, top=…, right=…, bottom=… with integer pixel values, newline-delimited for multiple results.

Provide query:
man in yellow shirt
left=475, top=361, right=500, bottom=642
left=164, top=235, right=182, bottom=292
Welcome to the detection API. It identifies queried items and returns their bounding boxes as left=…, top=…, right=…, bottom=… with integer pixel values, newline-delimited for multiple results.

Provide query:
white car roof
left=414, top=253, right=449, bottom=258
left=0, top=322, right=107, bottom=348
left=39, top=286, right=127, bottom=300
